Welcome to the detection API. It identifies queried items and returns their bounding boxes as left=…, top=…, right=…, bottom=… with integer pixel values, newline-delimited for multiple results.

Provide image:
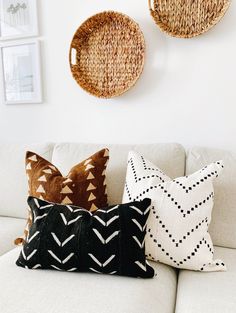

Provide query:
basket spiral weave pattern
left=149, top=0, right=230, bottom=38
left=70, top=11, right=145, bottom=98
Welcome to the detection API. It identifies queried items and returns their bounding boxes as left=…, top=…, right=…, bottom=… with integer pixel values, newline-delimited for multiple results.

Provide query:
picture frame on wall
left=0, top=0, right=38, bottom=40
left=0, top=39, right=42, bottom=104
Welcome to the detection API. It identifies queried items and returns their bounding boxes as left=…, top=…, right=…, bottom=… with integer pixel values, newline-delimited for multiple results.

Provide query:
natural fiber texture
left=149, top=0, right=230, bottom=38
left=69, top=11, right=145, bottom=98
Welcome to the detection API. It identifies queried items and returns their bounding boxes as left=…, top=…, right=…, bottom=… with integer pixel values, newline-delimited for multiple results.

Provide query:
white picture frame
left=0, top=39, right=42, bottom=104
left=0, top=0, right=38, bottom=40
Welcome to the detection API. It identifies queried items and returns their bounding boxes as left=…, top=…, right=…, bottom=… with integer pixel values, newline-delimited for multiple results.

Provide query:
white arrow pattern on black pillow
left=131, top=205, right=150, bottom=216
left=88, top=254, right=115, bottom=268
left=133, top=236, right=145, bottom=248
left=93, top=229, right=119, bottom=244
left=16, top=197, right=154, bottom=278
left=39, top=204, right=54, bottom=210
left=22, top=249, right=37, bottom=261
left=60, top=213, right=82, bottom=225
left=135, top=260, right=151, bottom=272
left=33, top=213, right=48, bottom=222
left=28, top=231, right=40, bottom=243
left=51, top=233, right=75, bottom=247
left=48, top=250, right=74, bottom=264
left=94, top=215, right=119, bottom=226
left=132, top=219, right=147, bottom=232
left=96, top=205, right=119, bottom=214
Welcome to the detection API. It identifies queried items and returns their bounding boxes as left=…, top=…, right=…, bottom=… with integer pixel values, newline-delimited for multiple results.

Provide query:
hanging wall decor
left=69, top=11, right=145, bottom=98
left=148, top=0, right=230, bottom=38
left=0, top=39, right=42, bottom=104
left=0, top=0, right=38, bottom=40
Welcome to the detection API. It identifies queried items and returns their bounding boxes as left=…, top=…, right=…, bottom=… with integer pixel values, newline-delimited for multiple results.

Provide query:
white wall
left=0, top=0, right=236, bottom=151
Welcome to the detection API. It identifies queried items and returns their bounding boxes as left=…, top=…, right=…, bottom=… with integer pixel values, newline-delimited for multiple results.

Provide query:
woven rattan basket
left=149, top=0, right=230, bottom=38
left=69, top=11, right=145, bottom=98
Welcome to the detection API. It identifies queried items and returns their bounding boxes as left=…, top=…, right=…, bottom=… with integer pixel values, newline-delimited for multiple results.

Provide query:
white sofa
left=0, top=143, right=235, bottom=313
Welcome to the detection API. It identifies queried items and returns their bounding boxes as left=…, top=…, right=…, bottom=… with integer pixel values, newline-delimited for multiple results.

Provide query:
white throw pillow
left=123, top=151, right=226, bottom=272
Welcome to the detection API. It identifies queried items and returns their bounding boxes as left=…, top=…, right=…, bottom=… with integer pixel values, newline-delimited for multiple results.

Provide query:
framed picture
left=0, top=39, right=42, bottom=104
left=0, top=0, right=38, bottom=40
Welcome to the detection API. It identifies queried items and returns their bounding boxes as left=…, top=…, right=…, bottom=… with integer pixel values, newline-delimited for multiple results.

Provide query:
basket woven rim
left=149, top=0, right=231, bottom=38
left=69, top=11, right=146, bottom=98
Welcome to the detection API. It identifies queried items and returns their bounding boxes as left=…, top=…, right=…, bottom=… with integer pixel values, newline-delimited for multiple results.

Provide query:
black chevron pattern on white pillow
left=16, top=197, right=154, bottom=279
left=122, top=151, right=226, bottom=272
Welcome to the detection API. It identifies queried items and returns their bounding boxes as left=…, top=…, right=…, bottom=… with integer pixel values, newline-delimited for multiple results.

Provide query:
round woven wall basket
left=148, top=0, right=230, bottom=38
left=69, top=11, right=145, bottom=98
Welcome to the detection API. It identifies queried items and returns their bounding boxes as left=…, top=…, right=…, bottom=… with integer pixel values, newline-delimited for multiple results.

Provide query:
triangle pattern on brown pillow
left=15, top=148, right=109, bottom=245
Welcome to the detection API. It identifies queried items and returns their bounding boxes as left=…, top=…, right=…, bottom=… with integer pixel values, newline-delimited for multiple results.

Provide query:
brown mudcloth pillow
left=15, top=148, right=109, bottom=245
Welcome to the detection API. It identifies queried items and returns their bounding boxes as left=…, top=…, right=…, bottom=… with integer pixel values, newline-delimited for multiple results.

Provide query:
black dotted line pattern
left=124, top=156, right=166, bottom=201
left=200, top=261, right=225, bottom=271
left=149, top=211, right=209, bottom=247
left=125, top=158, right=219, bottom=215
left=167, top=191, right=214, bottom=218
left=173, top=171, right=218, bottom=193
left=125, top=182, right=132, bottom=201
left=129, top=157, right=166, bottom=184
left=133, top=183, right=162, bottom=201
left=147, top=233, right=214, bottom=268
left=141, top=156, right=166, bottom=176
left=199, top=161, right=224, bottom=173
left=173, top=161, right=224, bottom=193
left=133, top=184, right=214, bottom=217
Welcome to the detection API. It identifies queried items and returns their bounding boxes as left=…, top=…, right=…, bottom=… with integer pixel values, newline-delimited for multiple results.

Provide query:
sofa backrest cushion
left=186, top=147, right=236, bottom=249
left=0, top=143, right=54, bottom=219
left=52, top=143, right=186, bottom=206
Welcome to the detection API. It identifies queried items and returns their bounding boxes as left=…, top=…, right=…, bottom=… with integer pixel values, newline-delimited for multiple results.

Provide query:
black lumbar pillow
left=16, top=197, right=154, bottom=278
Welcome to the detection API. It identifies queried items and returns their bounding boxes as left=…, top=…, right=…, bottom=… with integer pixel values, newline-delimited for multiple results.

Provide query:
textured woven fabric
left=123, top=151, right=226, bottom=272
left=16, top=197, right=154, bottom=278
left=15, top=149, right=109, bottom=245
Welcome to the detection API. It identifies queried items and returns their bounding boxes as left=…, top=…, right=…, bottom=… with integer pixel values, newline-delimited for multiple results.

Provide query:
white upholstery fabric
left=0, top=217, right=26, bottom=255
left=123, top=151, right=226, bottom=272
left=176, top=246, right=236, bottom=313
left=0, top=143, right=54, bottom=218
left=52, top=143, right=185, bottom=205
left=0, top=248, right=178, bottom=313
left=186, top=147, right=236, bottom=248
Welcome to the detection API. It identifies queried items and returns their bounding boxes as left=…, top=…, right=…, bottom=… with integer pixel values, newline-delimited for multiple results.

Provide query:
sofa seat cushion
left=52, top=143, right=185, bottom=205
left=0, top=217, right=26, bottom=256
left=0, top=248, right=177, bottom=313
left=175, top=246, right=236, bottom=313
